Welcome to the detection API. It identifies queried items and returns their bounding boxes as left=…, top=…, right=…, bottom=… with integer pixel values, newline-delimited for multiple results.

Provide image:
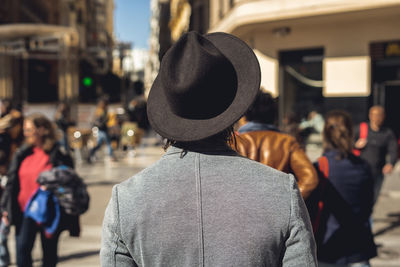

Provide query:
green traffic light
left=83, top=77, right=93, bottom=87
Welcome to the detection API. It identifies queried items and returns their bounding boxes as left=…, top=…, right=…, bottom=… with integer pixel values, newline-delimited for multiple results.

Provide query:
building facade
left=145, top=0, right=171, bottom=96
left=207, top=0, right=400, bottom=136
left=0, top=0, right=115, bottom=108
left=0, top=0, right=68, bottom=106
left=145, top=0, right=210, bottom=96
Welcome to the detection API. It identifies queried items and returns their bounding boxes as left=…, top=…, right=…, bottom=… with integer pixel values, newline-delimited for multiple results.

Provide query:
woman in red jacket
left=1, top=113, right=76, bottom=267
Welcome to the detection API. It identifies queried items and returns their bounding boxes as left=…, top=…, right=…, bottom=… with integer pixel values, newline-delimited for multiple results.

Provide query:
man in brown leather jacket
left=235, top=92, right=318, bottom=199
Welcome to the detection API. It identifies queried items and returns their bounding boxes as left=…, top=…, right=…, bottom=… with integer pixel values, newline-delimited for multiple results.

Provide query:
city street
left=2, top=1, right=400, bottom=266
left=6, top=137, right=400, bottom=266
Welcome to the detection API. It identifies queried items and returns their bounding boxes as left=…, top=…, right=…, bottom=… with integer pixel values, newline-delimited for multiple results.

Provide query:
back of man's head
left=245, top=91, right=277, bottom=124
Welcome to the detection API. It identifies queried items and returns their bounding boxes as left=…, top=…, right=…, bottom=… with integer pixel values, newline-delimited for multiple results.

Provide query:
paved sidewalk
left=6, top=138, right=400, bottom=266
left=370, top=163, right=400, bottom=266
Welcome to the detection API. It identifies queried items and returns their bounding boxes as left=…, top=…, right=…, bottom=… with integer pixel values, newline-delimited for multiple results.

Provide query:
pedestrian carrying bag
left=353, top=122, right=368, bottom=156
left=37, top=166, right=90, bottom=216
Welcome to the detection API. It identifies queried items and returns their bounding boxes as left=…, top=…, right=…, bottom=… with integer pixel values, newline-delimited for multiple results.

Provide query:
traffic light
left=79, top=60, right=97, bottom=102
left=82, top=76, right=93, bottom=87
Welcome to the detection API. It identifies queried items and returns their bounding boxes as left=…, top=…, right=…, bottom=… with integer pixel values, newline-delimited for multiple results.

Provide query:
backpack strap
left=353, top=122, right=368, bottom=156
left=312, top=156, right=329, bottom=233
left=318, top=156, right=329, bottom=178
left=359, top=122, right=368, bottom=139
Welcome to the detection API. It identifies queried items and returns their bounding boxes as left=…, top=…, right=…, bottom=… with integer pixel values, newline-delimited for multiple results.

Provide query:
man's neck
left=370, top=123, right=381, bottom=131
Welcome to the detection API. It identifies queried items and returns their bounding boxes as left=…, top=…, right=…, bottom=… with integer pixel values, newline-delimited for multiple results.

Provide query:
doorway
left=382, top=82, right=400, bottom=138
left=279, top=48, right=324, bottom=125
left=371, top=40, right=400, bottom=137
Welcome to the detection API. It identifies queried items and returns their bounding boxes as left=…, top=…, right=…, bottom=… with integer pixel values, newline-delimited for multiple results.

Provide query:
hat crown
left=160, top=32, right=237, bottom=120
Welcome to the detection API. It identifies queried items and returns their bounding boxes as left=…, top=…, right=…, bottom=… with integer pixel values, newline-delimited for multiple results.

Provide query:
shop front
left=212, top=4, right=400, bottom=126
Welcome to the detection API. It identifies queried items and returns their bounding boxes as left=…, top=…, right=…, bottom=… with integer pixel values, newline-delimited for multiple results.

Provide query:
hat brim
left=147, top=32, right=261, bottom=142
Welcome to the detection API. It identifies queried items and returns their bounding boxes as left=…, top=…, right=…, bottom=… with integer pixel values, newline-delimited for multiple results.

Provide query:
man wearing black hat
left=101, top=32, right=317, bottom=266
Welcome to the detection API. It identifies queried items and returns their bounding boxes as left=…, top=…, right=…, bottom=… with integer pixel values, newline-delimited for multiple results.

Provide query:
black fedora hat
left=147, top=31, right=260, bottom=142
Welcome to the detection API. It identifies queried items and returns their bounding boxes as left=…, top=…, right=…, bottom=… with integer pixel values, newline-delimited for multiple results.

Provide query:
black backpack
left=37, top=166, right=90, bottom=216
left=305, top=156, right=329, bottom=234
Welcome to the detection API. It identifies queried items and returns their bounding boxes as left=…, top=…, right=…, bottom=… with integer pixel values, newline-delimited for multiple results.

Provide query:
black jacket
left=0, top=143, right=80, bottom=236
left=355, top=123, right=398, bottom=175
left=315, top=150, right=376, bottom=264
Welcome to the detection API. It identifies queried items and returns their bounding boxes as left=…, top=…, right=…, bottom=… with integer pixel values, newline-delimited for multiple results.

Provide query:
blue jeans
left=373, top=173, right=384, bottom=205
left=90, top=130, right=113, bottom=157
left=59, top=131, right=70, bottom=153
left=0, top=221, right=9, bottom=267
left=16, top=217, right=61, bottom=267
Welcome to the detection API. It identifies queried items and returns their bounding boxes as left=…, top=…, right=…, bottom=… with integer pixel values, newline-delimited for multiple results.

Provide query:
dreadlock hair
left=323, top=110, right=354, bottom=159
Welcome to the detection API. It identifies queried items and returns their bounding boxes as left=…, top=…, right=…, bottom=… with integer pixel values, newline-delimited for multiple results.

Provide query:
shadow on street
left=374, top=213, right=400, bottom=237
left=58, top=250, right=100, bottom=262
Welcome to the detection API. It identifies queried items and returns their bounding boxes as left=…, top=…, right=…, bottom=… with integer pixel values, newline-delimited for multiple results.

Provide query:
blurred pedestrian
left=0, top=151, right=10, bottom=267
left=0, top=113, right=78, bottom=267
left=0, top=215, right=9, bottom=267
left=315, top=110, right=376, bottom=267
left=235, top=92, right=318, bottom=199
left=282, top=112, right=303, bottom=147
left=299, top=110, right=325, bottom=146
left=106, top=111, right=120, bottom=150
left=54, top=102, right=74, bottom=154
left=127, top=96, right=148, bottom=131
left=0, top=100, right=12, bottom=119
left=300, top=110, right=325, bottom=134
left=0, top=99, right=23, bottom=166
left=87, top=97, right=116, bottom=163
left=101, top=31, right=317, bottom=266
left=354, top=105, right=398, bottom=204
left=0, top=99, right=23, bottom=267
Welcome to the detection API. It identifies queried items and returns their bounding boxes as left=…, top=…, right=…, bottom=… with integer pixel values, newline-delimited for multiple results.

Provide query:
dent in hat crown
left=160, top=31, right=238, bottom=120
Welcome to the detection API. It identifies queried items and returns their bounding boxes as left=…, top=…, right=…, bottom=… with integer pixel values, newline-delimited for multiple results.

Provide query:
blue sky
left=114, top=0, right=151, bottom=49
